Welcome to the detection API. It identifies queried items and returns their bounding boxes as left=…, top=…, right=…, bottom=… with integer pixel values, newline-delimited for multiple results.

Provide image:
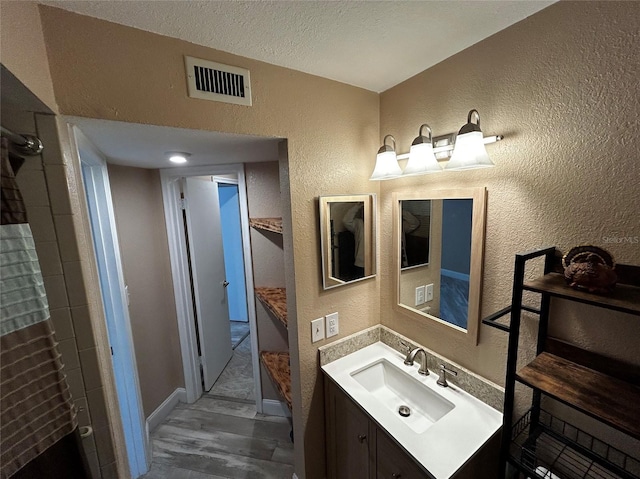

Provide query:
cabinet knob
left=392, top=474, right=402, bottom=478
left=357, top=434, right=367, bottom=443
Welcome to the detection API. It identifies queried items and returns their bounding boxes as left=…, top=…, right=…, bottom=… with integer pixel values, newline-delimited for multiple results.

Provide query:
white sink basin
left=322, top=342, right=502, bottom=479
left=351, top=358, right=454, bottom=433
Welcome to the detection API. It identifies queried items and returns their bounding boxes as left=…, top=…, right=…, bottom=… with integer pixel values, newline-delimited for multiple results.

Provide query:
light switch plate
left=326, top=312, right=339, bottom=338
left=426, top=283, right=434, bottom=302
left=415, top=285, right=426, bottom=305
left=311, top=317, right=325, bottom=342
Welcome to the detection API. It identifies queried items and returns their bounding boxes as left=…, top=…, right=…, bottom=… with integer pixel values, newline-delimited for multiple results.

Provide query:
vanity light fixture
left=402, top=124, right=441, bottom=176
left=370, top=134, right=402, bottom=181
left=445, top=109, right=495, bottom=171
left=369, top=110, right=503, bottom=180
left=166, top=151, right=191, bottom=164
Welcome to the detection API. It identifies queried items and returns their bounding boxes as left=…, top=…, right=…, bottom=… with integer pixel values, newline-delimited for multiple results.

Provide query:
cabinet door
left=326, top=379, right=375, bottom=479
left=376, top=431, right=430, bottom=479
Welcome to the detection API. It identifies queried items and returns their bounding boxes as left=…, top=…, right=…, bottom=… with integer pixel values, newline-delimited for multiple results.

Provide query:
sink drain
left=398, top=405, right=411, bottom=417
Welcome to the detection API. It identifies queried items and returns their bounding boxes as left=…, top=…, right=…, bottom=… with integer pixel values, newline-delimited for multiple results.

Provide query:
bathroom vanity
left=322, top=340, right=502, bottom=479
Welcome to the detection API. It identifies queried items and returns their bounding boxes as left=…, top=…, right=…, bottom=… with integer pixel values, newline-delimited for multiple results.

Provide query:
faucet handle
left=437, top=364, right=457, bottom=387
left=399, top=340, right=412, bottom=353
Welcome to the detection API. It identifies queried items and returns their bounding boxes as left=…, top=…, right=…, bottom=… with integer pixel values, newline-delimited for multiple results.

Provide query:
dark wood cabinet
left=325, top=376, right=427, bottom=479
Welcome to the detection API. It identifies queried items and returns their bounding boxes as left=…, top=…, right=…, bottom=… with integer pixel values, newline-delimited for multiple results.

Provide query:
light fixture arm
left=411, top=124, right=433, bottom=146
left=378, top=134, right=396, bottom=154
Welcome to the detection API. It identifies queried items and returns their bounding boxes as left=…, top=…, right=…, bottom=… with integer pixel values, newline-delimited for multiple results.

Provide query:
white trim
left=146, top=387, right=186, bottom=433
left=440, top=268, right=470, bottom=282
left=71, top=126, right=149, bottom=475
left=261, top=399, right=290, bottom=418
left=160, top=164, right=263, bottom=411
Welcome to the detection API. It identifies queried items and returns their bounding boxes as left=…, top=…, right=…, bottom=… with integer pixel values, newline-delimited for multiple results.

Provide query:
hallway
left=141, top=394, right=294, bottom=478
left=141, top=325, right=293, bottom=478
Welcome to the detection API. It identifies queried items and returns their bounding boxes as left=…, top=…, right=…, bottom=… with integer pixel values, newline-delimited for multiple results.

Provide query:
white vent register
left=185, top=56, right=252, bottom=106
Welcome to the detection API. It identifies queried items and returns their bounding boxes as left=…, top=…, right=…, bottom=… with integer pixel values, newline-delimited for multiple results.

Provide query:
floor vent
left=185, top=56, right=252, bottom=106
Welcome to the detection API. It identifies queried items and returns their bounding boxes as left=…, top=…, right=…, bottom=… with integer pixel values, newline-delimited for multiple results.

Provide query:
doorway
left=74, top=128, right=149, bottom=477
left=161, top=165, right=263, bottom=409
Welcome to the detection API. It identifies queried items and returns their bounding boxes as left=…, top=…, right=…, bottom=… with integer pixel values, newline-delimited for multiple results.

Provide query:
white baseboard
left=146, top=387, right=186, bottom=433
left=262, top=399, right=290, bottom=417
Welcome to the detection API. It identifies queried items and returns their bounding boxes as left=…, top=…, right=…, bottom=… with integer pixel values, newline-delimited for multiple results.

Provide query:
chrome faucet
left=404, top=347, right=429, bottom=376
left=437, top=364, right=458, bottom=387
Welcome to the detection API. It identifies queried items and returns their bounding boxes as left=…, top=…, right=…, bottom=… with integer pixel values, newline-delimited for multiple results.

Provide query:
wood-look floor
left=142, top=329, right=293, bottom=478
left=142, top=395, right=294, bottom=479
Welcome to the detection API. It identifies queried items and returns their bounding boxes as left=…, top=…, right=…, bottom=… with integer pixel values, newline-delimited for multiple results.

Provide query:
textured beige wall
left=39, top=7, right=380, bottom=477
left=380, top=0, right=640, bottom=390
left=107, top=164, right=184, bottom=417
left=0, top=2, right=58, bottom=112
left=246, top=161, right=289, bottom=400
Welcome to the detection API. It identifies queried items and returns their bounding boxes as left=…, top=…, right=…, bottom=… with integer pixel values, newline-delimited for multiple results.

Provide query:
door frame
left=215, top=178, right=249, bottom=323
left=160, top=164, right=262, bottom=408
left=72, top=127, right=149, bottom=476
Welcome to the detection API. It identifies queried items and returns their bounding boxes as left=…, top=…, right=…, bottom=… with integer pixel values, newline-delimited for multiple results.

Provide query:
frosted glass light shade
left=446, top=131, right=494, bottom=170
left=370, top=150, right=402, bottom=180
left=403, top=142, right=441, bottom=176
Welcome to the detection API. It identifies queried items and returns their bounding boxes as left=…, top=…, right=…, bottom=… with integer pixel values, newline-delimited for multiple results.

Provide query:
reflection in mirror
left=394, top=188, right=486, bottom=344
left=320, top=195, right=376, bottom=290
left=401, top=200, right=431, bottom=269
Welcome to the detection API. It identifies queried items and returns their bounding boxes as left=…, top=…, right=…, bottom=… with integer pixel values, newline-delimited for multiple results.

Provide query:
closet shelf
left=255, top=287, right=287, bottom=328
left=260, top=351, right=291, bottom=411
left=516, top=352, right=640, bottom=440
left=250, top=217, right=283, bottom=234
left=523, top=273, right=640, bottom=316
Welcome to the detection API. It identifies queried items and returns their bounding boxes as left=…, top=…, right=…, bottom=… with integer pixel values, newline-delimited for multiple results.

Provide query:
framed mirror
left=319, top=194, right=376, bottom=290
left=393, top=187, right=486, bottom=344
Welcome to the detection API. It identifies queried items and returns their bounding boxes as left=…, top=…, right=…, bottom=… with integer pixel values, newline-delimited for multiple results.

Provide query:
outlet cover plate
left=311, top=317, right=325, bottom=342
left=326, top=312, right=339, bottom=338
left=426, top=283, right=434, bottom=302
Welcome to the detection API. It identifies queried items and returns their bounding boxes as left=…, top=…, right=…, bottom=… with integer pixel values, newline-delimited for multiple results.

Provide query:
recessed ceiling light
left=166, top=151, right=191, bottom=164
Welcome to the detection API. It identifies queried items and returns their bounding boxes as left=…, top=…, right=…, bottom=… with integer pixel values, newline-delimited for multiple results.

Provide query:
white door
left=183, top=177, right=233, bottom=391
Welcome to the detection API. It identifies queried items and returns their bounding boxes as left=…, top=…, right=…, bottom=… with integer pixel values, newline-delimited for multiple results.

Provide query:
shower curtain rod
left=1, top=125, right=44, bottom=155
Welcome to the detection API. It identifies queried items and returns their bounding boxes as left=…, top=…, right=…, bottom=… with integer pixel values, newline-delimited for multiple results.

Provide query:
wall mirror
left=393, top=187, right=486, bottom=344
left=319, top=194, right=376, bottom=290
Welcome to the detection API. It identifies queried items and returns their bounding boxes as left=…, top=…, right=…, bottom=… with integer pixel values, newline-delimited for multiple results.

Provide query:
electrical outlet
left=415, top=285, right=426, bottom=305
left=311, top=317, right=325, bottom=343
left=326, top=312, right=339, bottom=338
left=426, top=283, right=434, bottom=302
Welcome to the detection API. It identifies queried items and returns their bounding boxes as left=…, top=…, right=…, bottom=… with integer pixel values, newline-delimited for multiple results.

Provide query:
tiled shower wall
left=4, top=108, right=118, bottom=479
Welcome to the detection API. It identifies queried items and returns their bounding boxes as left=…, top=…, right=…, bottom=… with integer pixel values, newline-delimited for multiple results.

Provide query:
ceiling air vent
left=185, top=56, right=252, bottom=106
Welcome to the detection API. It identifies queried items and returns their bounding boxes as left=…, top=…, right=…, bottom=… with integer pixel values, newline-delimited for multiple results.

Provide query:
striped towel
left=0, top=138, right=78, bottom=478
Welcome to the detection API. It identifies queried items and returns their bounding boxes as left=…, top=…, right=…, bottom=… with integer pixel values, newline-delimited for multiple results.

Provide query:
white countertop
left=322, top=342, right=503, bottom=479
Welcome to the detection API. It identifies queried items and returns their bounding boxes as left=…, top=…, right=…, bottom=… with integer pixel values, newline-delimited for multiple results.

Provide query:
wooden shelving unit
left=254, top=287, right=287, bottom=328
left=516, top=352, right=640, bottom=440
left=524, top=272, right=640, bottom=315
left=486, top=247, right=640, bottom=479
left=260, top=351, right=292, bottom=411
left=249, top=217, right=283, bottom=234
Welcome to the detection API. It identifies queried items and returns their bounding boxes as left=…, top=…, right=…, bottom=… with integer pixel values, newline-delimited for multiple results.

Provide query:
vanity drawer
left=376, top=432, right=429, bottom=479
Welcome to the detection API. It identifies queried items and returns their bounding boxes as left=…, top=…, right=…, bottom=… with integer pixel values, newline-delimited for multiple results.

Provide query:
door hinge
left=179, top=197, right=187, bottom=210
left=110, top=346, right=114, bottom=356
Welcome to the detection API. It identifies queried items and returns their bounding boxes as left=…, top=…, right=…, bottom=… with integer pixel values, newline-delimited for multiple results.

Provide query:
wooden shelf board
left=260, top=351, right=291, bottom=411
left=524, top=273, right=640, bottom=315
left=250, top=217, right=283, bottom=234
left=516, top=352, right=640, bottom=440
left=255, top=287, right=287, bottom=328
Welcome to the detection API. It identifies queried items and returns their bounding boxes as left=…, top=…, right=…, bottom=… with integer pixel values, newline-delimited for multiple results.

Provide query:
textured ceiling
left=40, top=0, right=554, bottom=93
